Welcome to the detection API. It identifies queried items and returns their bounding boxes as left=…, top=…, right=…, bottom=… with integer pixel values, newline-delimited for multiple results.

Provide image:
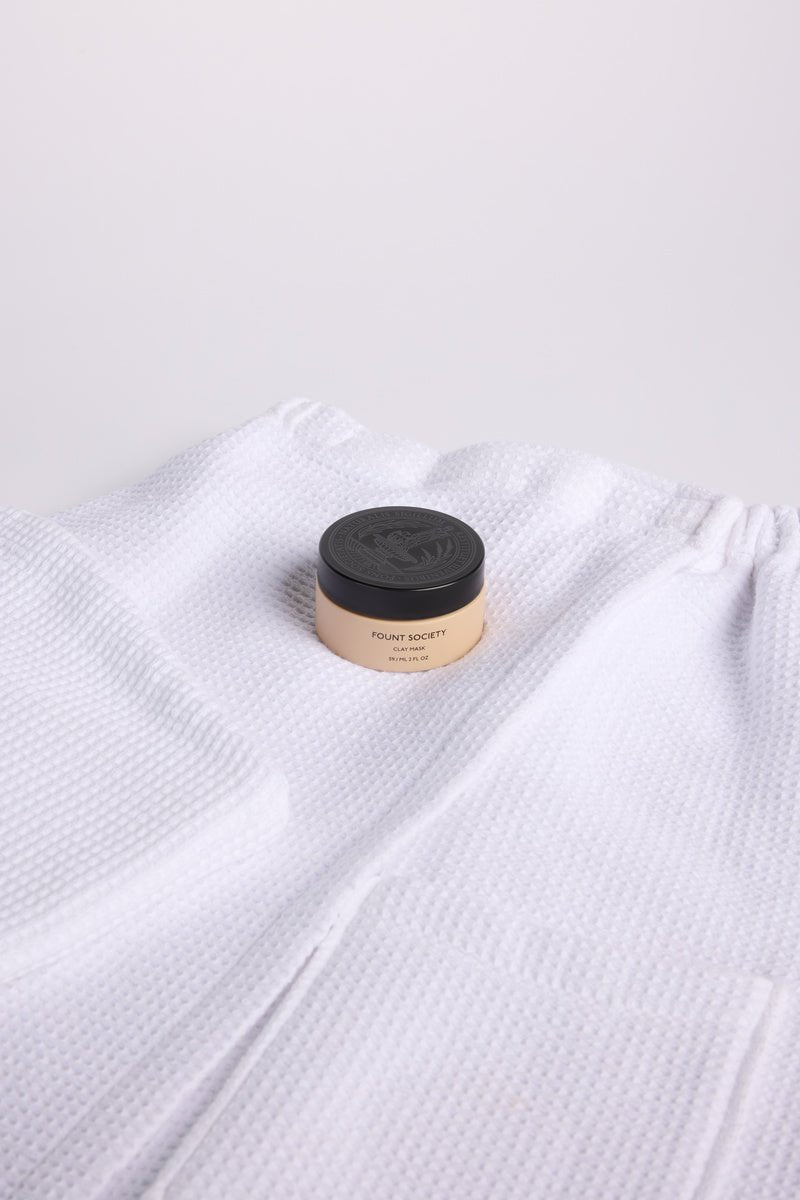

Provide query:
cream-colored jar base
left=315, top=579, right=485, bottom=672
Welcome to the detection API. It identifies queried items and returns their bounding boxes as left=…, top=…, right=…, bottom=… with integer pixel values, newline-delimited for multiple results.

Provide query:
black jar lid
left=317, top=506, right=485, bottom=620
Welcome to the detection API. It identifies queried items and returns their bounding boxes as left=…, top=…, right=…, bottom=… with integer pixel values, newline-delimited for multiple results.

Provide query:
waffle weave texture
left=2, top=398, right=799, bottom=1199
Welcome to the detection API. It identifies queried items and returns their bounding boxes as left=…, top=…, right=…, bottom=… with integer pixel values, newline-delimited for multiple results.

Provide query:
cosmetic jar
left=315, top=506, right=485, bottom=672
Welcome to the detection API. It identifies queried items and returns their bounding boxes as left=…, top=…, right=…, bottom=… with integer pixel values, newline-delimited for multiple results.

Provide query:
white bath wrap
left=1, top=398, right=799, bottom=1199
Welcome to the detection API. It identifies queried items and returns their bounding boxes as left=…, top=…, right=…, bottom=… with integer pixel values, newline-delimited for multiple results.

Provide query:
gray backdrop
left=2, top=1, right=798, bottom=512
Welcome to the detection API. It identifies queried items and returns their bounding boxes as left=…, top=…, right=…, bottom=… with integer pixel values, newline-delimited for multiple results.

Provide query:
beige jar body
left=315, top=578, right=485, bottom=672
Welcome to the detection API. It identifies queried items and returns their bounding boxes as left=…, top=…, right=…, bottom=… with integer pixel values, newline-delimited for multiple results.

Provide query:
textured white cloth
left=2, top=397, right=800, bottom=1199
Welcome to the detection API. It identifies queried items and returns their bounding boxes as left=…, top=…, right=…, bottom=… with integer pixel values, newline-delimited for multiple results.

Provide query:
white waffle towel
left=2, top=398, right=799, bottom=1199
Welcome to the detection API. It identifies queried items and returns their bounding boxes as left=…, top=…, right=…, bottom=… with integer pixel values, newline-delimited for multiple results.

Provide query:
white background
left=1, top=1, right=798, bottom=513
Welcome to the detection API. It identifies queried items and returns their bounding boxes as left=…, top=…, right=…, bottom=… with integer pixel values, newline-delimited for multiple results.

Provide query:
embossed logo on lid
left=318, top=506, right=485, bottom=620
left=325, top=507, right=481, bottom=588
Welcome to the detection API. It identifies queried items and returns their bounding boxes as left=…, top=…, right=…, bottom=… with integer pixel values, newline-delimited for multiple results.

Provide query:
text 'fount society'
left=371, top=630, right=447, bottom=641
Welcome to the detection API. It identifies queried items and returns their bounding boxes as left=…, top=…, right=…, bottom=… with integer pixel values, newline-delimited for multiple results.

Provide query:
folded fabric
left=0, top=508, right=288, bottom=983
left=2, top=398, right=799, bottom=1199
left=146, top=876, right=786, bottom=1200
